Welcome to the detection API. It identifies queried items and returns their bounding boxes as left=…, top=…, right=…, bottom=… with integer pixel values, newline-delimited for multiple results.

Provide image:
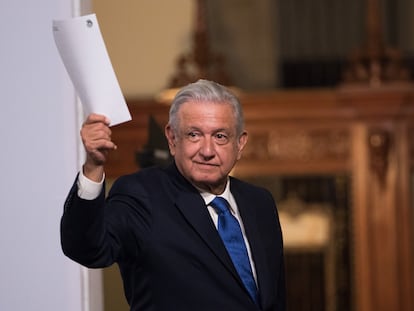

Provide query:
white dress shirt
left=199, top=180, right=258, bottom=283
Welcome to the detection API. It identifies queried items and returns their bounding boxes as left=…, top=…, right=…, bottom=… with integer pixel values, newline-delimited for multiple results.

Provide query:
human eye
left=186, top=131, right=201, bottom=142
left=214, top=132, right=229, bottom=144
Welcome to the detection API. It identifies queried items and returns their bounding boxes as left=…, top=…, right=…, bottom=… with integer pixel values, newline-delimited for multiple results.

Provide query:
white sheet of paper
left=52, top=14, right=131, bottom=126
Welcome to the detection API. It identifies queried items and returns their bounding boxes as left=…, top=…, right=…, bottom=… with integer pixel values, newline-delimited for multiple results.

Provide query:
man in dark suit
left=61, top=79, right=286, bottom=310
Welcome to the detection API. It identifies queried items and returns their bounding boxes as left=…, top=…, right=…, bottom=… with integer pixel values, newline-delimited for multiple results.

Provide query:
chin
left=192, top=176, right=217, bottom=185
left=192, top=174, right=225, bottom=188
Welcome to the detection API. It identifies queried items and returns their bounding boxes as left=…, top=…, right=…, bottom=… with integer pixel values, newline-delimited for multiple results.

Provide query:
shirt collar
left=199, top=179, right=235, bottom=213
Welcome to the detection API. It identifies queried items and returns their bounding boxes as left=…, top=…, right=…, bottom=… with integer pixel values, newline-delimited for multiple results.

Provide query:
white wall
left=0, top=1, right=85, bottom=310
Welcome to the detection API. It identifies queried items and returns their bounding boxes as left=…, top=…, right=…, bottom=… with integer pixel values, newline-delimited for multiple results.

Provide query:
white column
left=0, top=0, right=98, bottom=310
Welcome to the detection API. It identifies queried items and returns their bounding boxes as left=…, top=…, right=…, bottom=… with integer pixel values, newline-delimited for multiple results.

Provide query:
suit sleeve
left=272, top=195, right=286, bottom=311
left=60, top=175, right=151, bottom=268
left=275, top=250, right=286, bottom=311
left=264, top=188, right=286, bottom=311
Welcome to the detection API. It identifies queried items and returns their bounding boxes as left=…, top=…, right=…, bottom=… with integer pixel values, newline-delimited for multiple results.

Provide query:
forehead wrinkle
left=178, top=101, right=237, bottom=134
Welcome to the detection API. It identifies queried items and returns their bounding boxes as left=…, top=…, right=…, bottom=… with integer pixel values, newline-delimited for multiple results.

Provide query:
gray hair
left=168, top=79, right=244, bottom=135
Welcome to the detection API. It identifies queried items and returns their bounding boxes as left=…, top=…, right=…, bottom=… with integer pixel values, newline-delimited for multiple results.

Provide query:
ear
left=236, top=131, right=248, bottom=160
left=165, top=124, right=176, bottom=156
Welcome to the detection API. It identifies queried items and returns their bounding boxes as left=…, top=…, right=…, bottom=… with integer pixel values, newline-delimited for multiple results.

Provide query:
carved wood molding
left=341, top=0, right=411, bottom=87
left=368, top=129, right=391, bottom=185
left=243, top=128, right=350, bottom=162
left=168, top=0, right=231, bottom=88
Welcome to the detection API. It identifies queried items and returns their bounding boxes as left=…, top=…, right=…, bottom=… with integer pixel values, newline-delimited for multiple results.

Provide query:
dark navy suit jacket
left=61, top=163, right=286, bottom=311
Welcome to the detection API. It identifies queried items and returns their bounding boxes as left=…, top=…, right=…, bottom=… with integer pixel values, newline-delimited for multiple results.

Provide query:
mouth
left=194, top=162, right=219, bottom=168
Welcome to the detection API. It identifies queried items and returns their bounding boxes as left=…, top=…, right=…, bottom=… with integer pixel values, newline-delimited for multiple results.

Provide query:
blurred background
left=1, top=1, right=412, bottom=310
left=89, top=1, right=414, bottom=311
left=92, top=0, right=414, bottom=96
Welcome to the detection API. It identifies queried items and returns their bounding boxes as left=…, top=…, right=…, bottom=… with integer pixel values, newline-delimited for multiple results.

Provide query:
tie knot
left=210, top=196, right=230, bottom=215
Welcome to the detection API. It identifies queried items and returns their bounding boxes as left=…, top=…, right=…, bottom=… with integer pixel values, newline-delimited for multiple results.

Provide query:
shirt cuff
left=77, top=169, right=105, bottom=200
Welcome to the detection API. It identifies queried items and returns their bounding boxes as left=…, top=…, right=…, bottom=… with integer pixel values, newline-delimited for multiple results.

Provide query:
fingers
left=84, top=113, right=111, bottom=126
left=81, top=114, right=117, bottom=166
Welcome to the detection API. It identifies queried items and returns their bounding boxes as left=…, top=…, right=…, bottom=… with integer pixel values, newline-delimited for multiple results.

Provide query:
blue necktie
left=210, top=196, right=259, bottom=305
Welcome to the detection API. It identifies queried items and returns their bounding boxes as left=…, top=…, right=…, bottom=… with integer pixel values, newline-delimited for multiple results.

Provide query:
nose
left=199, top=137, right=215, bottom=159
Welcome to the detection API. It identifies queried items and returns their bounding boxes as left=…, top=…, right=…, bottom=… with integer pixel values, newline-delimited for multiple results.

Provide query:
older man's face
left=165, top=101, right=247, bottom=194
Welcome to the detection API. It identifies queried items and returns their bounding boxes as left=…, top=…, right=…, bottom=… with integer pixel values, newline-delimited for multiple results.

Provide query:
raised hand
left=80, top=113, right=117, bottom=181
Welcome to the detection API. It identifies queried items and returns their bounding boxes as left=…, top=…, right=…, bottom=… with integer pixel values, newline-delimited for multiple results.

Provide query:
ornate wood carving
left=342, top=0, right=410, bottom=86
left=168, top=0, right=231, bottom=88
left=243, top=129, right=350, bottom=162
left=368, top=129, right=391, bottom=185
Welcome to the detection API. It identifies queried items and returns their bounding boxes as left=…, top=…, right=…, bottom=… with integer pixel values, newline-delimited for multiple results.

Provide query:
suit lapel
left=231, top=183, right=273, bottom=308
left=168, top=164, right=267, bottom=304
left=174, top=191, right=242, bottom=282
